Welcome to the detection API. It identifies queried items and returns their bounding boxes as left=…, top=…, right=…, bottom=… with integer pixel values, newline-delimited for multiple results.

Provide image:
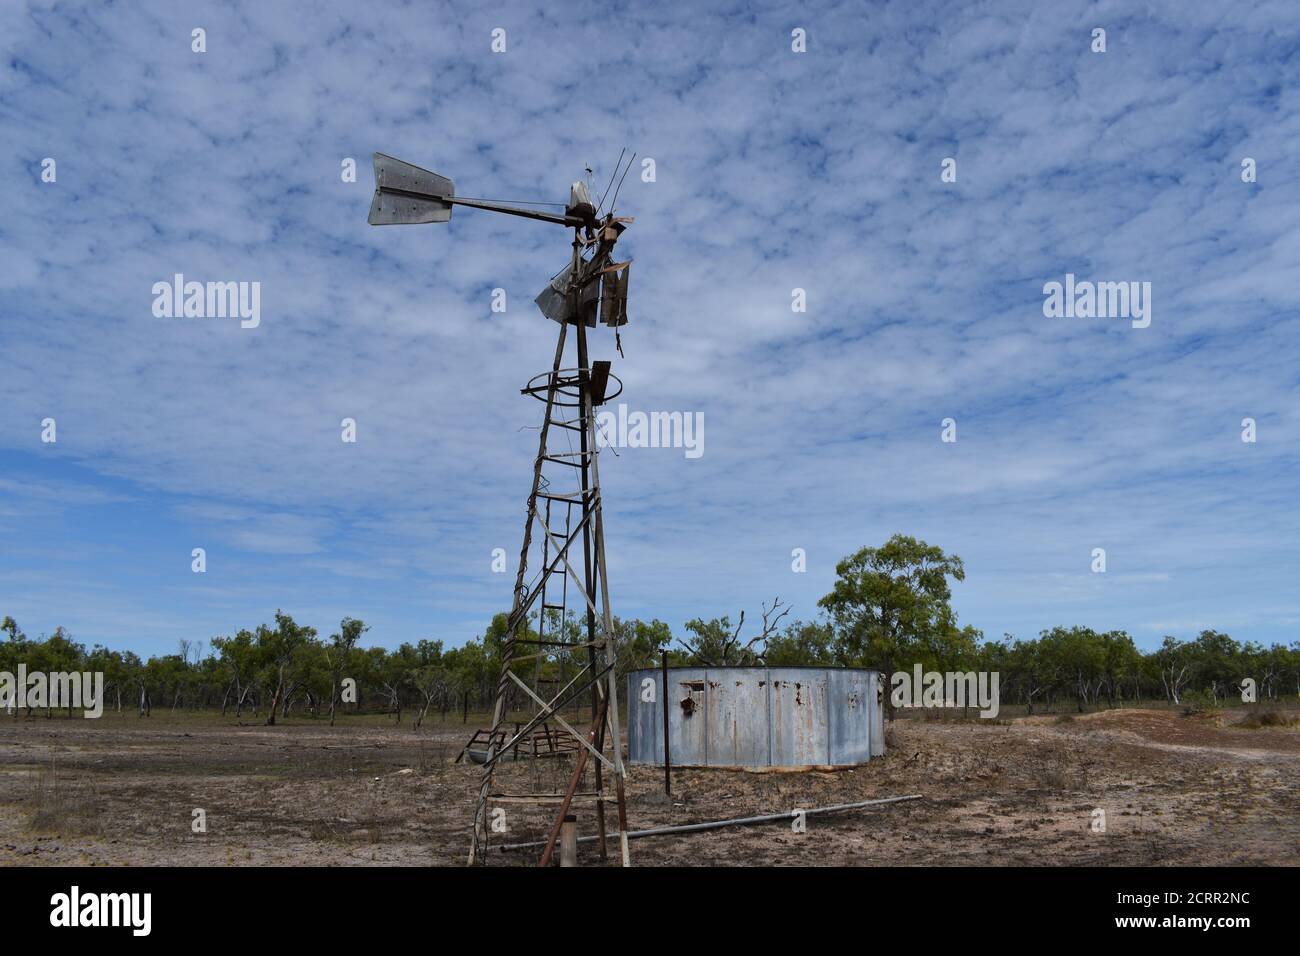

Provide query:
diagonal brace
left=508, top=670, right=613, bottom=771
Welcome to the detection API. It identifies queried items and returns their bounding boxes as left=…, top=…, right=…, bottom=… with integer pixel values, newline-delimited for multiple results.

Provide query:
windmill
left=368, top=151, right=636, bottom=866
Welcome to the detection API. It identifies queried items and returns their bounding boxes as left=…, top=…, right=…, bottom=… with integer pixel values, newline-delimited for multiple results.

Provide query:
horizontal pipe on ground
left=496, top=793, right=922, bottom=853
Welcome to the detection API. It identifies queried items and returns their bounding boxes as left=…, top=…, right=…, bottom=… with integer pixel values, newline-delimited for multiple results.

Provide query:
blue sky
left=1, top=0, right=1297, bottom=658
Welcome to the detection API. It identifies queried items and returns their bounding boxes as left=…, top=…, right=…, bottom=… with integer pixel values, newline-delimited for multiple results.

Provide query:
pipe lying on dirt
left=496, top=793, right=922, bottom=853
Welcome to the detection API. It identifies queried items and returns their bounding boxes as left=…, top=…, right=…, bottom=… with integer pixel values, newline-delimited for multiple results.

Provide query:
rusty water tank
left=625, top=666, right=885, bottom=769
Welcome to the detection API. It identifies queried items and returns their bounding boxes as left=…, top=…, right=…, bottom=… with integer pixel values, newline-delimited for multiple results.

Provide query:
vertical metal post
left=538, top=693, right=607, bottom=868
left=572, top=228, right=610, bottom=863
left=662, top=650, right=672, bottom=797
left=587, top=376, right=631, bottom=866
left=559, top=815, right=578, bottom=867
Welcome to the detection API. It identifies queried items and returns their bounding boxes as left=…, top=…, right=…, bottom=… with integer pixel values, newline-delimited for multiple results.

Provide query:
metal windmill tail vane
left=370, top=151, right=602, bottom=228
left=368, top=150, right=636, bottom=867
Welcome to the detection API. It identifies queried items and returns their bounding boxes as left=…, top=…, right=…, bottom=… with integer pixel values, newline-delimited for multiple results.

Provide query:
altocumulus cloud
left=0, top=0, right=1297, bottom=655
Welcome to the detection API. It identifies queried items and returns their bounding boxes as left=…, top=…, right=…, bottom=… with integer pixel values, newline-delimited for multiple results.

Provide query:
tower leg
left=574, top=314, right=609, bottom=861
left=468, top=321, right=568, bottom=865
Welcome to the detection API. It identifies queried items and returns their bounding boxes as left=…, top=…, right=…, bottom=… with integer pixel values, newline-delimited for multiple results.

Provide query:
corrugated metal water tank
left=626, top=666, right=885, bottom=769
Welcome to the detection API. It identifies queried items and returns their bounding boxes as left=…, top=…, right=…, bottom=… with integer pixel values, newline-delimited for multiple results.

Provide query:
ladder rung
left=536, top=491, right=589, bottom=503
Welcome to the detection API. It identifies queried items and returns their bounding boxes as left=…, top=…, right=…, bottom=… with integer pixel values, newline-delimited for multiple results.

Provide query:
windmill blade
left=599, top=262, right=630, bottom=327
left=369, top=153, right=454, bottom=225
left=534, top=263, right=574, bottom=324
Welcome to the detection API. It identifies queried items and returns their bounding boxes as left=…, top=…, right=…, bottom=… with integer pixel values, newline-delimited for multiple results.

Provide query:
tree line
left=3, top=535, right=1296, bottom=723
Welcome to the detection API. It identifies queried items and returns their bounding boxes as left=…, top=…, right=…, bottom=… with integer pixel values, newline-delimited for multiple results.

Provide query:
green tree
left=763, top=619, right=834, bottom=665
left=1041, top=626, right=1104, bottom=712
left=213, top=629, right=259, bottom=716
left=86, top=645, right=128, bottom=713
left=1187, top=630, right=1240, bottom=703
left=409, top=639, right=448, bottom=729
left=1097, top=630, right=1141, bottom=708
left=611, top=617, right=673, bottom=675
left=1008, top=635, right=1057, bottom=714
left=40, top=627, right=86, bottom=718
left=818, top=534, right=965, bottom=712
left=256, top=611, right=318, bottom=726
left=1154, top=636, right=1192, bottom=704
left=325, top=617, right=368, bottom=725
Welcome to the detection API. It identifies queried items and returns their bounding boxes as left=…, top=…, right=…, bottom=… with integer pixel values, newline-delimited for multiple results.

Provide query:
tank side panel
left=704, top=669, right=769, bottom=767
left=869, top=670, right=886, bottom=756
left=624, top=670, right=664, bottom=765
left=768, top=668, right=829, bottom=765
left=626, top=672, right=642, bottom=763
left=827, top=669, right=873, bottom=764
left=668, top=667, right=709, bottom=766
left=811, top=672, right=831, bottom=764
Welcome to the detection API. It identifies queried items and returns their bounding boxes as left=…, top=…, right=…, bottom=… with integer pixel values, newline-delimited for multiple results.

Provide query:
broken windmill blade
left=367, top=151, right=636, bottom=867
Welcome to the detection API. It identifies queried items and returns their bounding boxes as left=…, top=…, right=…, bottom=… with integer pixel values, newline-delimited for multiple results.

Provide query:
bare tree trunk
left=414, top=695, right=433, bottom=730
left=265, top=666, right=287, bottom=726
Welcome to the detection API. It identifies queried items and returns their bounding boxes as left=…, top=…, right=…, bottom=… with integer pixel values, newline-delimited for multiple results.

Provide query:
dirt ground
left=0, top=705, right=1296, bottom=867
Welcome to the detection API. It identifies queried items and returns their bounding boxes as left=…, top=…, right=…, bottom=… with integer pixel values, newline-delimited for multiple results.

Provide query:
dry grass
left=0, top=706, right=1295, bottom=866
left=1236, top=710, right=1298, bottom=730
left=24, top=758, right=106, bottom=837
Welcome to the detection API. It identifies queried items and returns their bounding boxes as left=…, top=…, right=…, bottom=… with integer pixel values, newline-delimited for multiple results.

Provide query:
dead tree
left=676, top=597, right=791, bottom=665
left=748, top=598, right=792, bottom=664
left=1160, top=661, right=1191, bottom=705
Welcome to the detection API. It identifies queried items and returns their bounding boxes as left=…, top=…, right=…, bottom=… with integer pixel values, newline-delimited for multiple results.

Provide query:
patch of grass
left=308, top=820, right=338, bottom=841
left=1236, top=711, right=1297, bottom=730
left=915, top=707, right=995, bottom=723
left=1179, top=690, right=1223, bottom=716
left=25, top=761, right=105, bottom=837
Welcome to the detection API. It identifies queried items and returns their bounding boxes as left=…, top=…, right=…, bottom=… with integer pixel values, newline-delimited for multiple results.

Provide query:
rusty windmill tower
left=368, top=151, right=636, bottom=866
